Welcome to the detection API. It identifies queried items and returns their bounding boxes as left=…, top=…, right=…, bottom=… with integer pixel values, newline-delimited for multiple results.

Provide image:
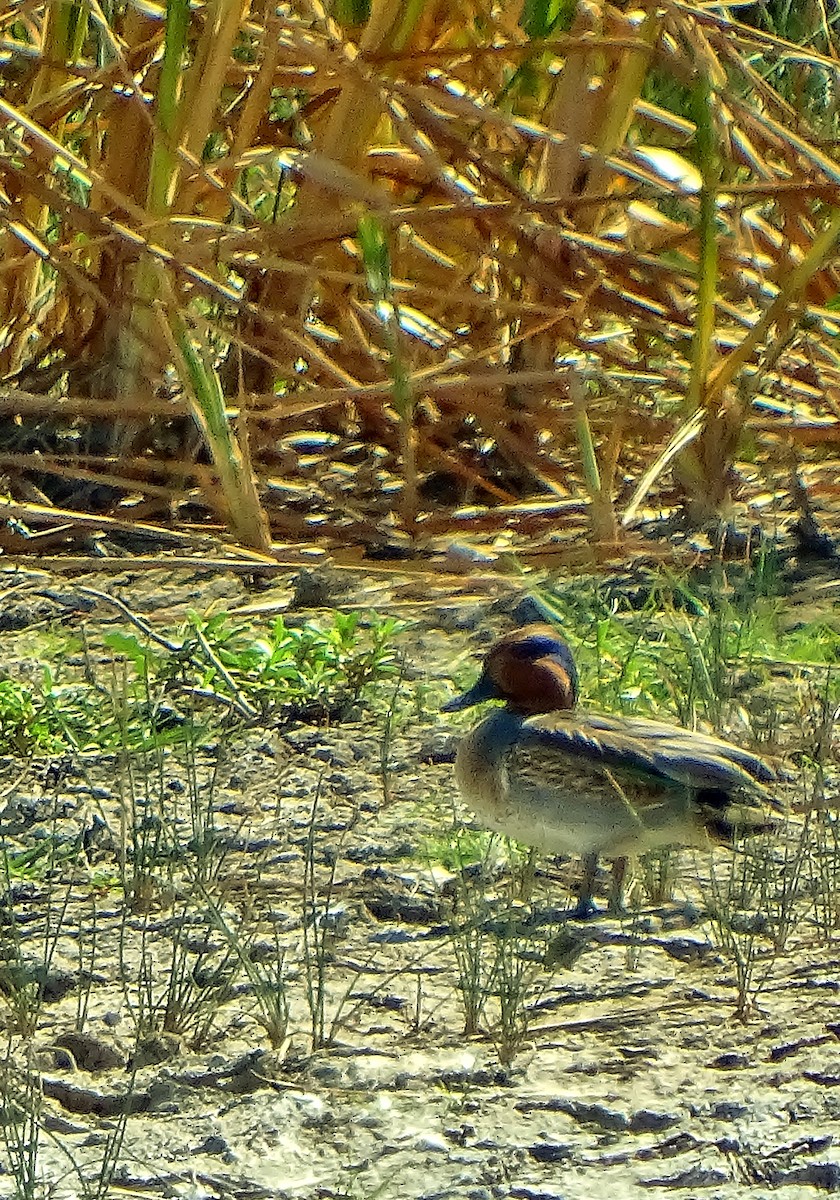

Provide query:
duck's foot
left=567, top=854, right=631, bottom=919
left=568, top=896, right=600, bottom=921
left=569, top=852, right=601, bottom=919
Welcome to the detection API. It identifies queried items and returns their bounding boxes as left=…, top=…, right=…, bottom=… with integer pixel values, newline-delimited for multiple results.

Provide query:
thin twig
left=77, top=586, right=185, bottom=653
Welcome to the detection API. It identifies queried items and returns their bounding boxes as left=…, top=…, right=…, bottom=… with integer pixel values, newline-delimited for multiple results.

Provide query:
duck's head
left=442, top=624, right=579, bottom=716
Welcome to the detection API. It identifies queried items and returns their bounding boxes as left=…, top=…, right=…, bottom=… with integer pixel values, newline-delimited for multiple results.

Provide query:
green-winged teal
left=443, top=624, right=782, bottom=917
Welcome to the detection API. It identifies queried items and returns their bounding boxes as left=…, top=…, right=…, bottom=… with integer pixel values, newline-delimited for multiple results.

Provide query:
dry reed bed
left=0, top=2, right=839, bottom=554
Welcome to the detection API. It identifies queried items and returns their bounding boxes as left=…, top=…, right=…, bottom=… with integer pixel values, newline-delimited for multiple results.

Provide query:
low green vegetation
left=0, top=678, right=61, bottom=756
left=0, top=610, right=407, bottom=756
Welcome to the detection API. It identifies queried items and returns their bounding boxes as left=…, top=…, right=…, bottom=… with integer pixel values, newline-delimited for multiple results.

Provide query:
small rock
left=774, top=1163, right=840, bottom=1190
left=636, top=1133, right=702, bottom=1160
left=804, top=1070, right=840, bottom=1086
left=365, top=893, right=443, bottom=924
left=528, top=1142, right=573, bottom=1163
left=287, top=568, right=345, bottom=610
left=709, top=1052, right=749, bottom=1070
left=415, top=1132, right=449, bottom=1153
left=310, top=1063, right=342, bottom=1086
left=433, top=606, right=486, bottom=632
left=193, top=1134, right=232, bottom=1158
left=444, top=1124, right=475, bottom=1146
left=556, top=1100, right=628, bottom=1132
left=0, top=960, right=77, bottom=1003
left=656, top=937, right=713, bottom=963
left=629, top=1109, right=680, bottom=1133
left=312, top=746, right=352, bottom=767
left=641, top=1166, right=728, bottom=1188
left=710, top=1101, right=748, bottom=1120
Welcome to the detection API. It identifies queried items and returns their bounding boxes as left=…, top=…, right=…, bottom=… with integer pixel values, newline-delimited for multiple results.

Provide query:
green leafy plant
left=0, top=610, right=407, bottom=758
left=105, top=610, right=407, bottom=724
left=0, top=679, right=61, bottom=755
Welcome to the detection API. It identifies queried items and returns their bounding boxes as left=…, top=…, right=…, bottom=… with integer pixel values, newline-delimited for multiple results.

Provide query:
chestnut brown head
left=442, top=624, right=578, bottom=716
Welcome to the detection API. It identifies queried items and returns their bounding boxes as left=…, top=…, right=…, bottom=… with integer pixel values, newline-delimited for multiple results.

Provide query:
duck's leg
left=608, top=856, right=628, bottom=914
left=570, top=852, right=600, bottom=919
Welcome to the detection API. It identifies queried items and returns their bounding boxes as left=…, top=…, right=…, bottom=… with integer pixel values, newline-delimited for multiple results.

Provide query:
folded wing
left=519, top=709, right=781, bottom=804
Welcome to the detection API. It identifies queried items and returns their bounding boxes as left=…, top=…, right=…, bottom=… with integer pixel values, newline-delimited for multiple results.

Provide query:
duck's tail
left=698, top=788, right=782, bottom=844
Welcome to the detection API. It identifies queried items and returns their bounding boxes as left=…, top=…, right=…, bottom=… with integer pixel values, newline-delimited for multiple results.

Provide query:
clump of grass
left=807, top=809, right=840, bottom=942
left=637, top=848, right=677, bottom=908
left=699, top=819, right=811, bottom=1020
left=107, top=697, right=247, bottom=1047
left=301, top=777, right=359, bottom=1051
left=131, top=912, right=240, bottom=1047
left=239, top=929, right=292, bottom=1051
left=0, top=1045, right=42, bottom=1200
left=444, top=842, right=498, bottom=1037
left=0, top=824, right=81, bottom=1036
left=440, top=831, right=589, bottom=1061
left=489, top=907, right=544, bottom=1067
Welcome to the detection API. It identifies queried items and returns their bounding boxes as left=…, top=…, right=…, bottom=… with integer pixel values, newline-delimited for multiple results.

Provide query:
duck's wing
left=521, top=710, right=779, bottom=798
left=575, top=711, right=778, bottom=785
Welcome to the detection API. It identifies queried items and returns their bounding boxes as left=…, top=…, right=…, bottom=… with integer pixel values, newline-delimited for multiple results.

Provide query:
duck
left=442, top=623, right=782, bottom=917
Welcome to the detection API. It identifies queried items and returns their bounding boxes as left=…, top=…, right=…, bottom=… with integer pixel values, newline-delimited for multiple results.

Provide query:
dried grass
left=0, top=1, right=838, bottom=555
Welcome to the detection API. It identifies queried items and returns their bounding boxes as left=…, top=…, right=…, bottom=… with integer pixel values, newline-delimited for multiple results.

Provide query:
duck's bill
left=441, top=675, right=498, bottom=712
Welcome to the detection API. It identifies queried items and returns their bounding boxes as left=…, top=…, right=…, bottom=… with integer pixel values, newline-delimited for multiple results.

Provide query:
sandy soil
left=0, top=561, right=838, bottom=1200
